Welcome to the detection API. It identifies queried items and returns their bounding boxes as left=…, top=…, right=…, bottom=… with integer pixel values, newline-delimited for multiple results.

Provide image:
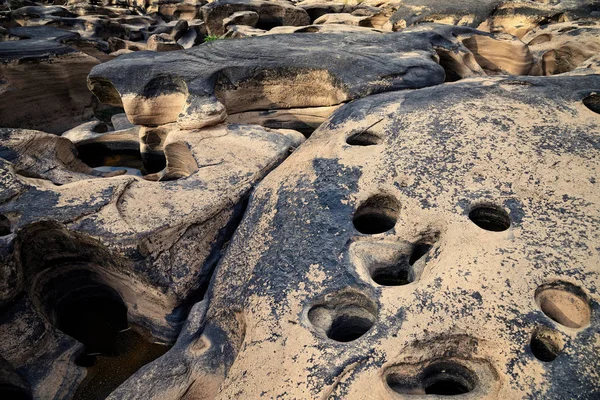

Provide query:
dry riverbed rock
left=112, top=73, right=600, bottom=400
left=88, top=25, right=532, bottom=133
left=0, top=123, right=303, bottom=399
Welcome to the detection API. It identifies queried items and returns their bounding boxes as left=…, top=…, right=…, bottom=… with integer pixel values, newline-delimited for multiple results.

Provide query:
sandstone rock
left=61, top=120, right=112, bottom=142
left=385, top=0, right=600, bottom=36
left=113, top=73, right=600, bottom=399
left=226, top=105, right=341, bottom=135
left=88, top=26, right=531, bottom=130
left=0, top=26, right=100, bottom=134
left=478, top=0, right=600, bottom=38
left=523, top=20, right=600, bottom=75
left=200, top=0, right=311, bottom=36
left=146, top=32, right=183, bottom=51
left=313, top=12, right=372, bottom=27
left=222, top=10, right=259, bottom=28
left=0, top=122, right=301, bottom=397
left=222, top=23, right=265, bottom=38
left=264, top=23, right=381, bottom=34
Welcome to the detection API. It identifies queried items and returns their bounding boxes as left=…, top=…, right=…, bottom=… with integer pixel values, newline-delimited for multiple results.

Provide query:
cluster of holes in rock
left=386, top=361, right=477, bottom=396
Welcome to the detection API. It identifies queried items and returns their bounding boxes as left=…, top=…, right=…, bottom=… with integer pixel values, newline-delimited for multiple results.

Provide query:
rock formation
left=0, top=1, right=599, bottom=399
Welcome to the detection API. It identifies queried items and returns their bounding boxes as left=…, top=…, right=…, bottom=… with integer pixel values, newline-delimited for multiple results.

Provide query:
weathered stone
left=0, top=26, right=100, bottom=134
left=0, top=122, right=301, bottom=397
left=201, top=0, right=311, bottom=36
left=222, top=10, right=259, bottom=28
left=113, top=73, right=600, bottom=399
left=523, top=20, right=600, bottom=75
left=88, top=26, right=532, bottom=129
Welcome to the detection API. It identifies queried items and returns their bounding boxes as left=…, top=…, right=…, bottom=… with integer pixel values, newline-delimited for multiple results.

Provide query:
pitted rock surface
left=113, top=74, right=600, bottom=399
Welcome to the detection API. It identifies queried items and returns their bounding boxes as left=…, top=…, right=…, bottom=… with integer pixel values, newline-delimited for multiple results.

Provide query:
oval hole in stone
left=468, top=205, right=510, bottom=232
left=0, top=215, right=11, bottom=236
left=308, top=292, right=377, bottom=343
left=386, top=361, right=477, bottom=395
left=423, top=362, right=476, bottom=395
left=346, top=131, right=382, bottom=146
left=535, top=282, right=591, bottom=329
left=583, top=94, right=600, bottom=114
left=353, top=195, right=400, bottom=234
left=530, top=327, right=563, bottom=362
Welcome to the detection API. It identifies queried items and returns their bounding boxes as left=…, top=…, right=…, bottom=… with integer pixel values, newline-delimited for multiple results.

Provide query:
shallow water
left=73, top=327, right=170, bottom=400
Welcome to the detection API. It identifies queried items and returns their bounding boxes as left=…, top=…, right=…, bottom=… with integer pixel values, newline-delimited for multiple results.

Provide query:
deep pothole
left=0, top=215, right=11, bottom=236
left=36, top=269, right=170, bottom=400
left=387, top=361, right=477, bottom=395
left=371, top=242, right=434, bottom=286
left=386, top=361, right=478, bottom=396
left=353, top=194, right=400, bottom=234
left=307, top=291, right=377, bottom=343
left=468, top=205, right=511, bottom=232
left=530, top=327, right=563, bottom=362
left=583, top=94, right=600, bottom=114
left=75, top=141, right=152, bottom=177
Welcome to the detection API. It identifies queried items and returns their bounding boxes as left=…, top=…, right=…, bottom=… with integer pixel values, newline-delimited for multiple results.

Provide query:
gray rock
left=88, top=26, right=531, bottom=130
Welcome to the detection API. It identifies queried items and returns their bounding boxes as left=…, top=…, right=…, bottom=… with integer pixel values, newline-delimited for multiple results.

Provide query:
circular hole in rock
left=0, top=215, right=11, bottom=236
left=468, top=205, right=510, bottom=232
left=386, top=361, right=477, bottom=395
left=55, top=284, right=128, bottom=356
left=535, top=282, right=591, bottom=329
left=409, top=243, right=433, bottom=266
left=530, top=327, right=563, bottom=362
left=583, top=94, right=600, bottom=114
left=346, top=131, right=382, bottom=146
left=371, top=264, right=411, bottom=286
left=370, top=242, right=433, bottom=286
left=308, top=292, right=377, bottom=343
left=353, top=195, right=400, bottom=234
left=422, top=362, right=477, bottom=395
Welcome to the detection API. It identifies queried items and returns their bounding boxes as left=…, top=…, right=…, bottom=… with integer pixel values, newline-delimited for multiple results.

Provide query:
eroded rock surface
left=113, top=74, right=600, bottom=399
left=88, top=26, right=532, bottom=131
left=0, top=123, right=302, bottom=398
left=1, top=1, right=600, bottom=399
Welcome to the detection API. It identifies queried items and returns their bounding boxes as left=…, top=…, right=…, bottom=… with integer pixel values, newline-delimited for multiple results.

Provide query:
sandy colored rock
left=113, top=73, right=600, bottom=400
left=0, top=26, right=100, bottom=134
left=201, top=0, right=310, bottom=36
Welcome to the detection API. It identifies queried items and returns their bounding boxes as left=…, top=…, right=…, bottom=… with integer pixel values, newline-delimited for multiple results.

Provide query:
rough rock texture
left=523, top=20, right=600, bottom=75
left=0, top=123, right=302, bottom=398
left=0, top=26, right=100, bottom=134
left=112, top=73, right=600, bottom=399
left=88, top=26, right=532, bottom=131
left=201, top=0, right=310, bottom=35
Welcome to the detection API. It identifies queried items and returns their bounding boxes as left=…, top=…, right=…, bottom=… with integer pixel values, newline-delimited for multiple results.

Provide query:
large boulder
left=88, top=26, right=532, bottom=132
left=111, top=73, right=600, bottom=399
left=201, top=0, right=310, bottom=35
left=0, top=26, right=100, bottom=134
left=0, top=123, right=303, bottom=398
